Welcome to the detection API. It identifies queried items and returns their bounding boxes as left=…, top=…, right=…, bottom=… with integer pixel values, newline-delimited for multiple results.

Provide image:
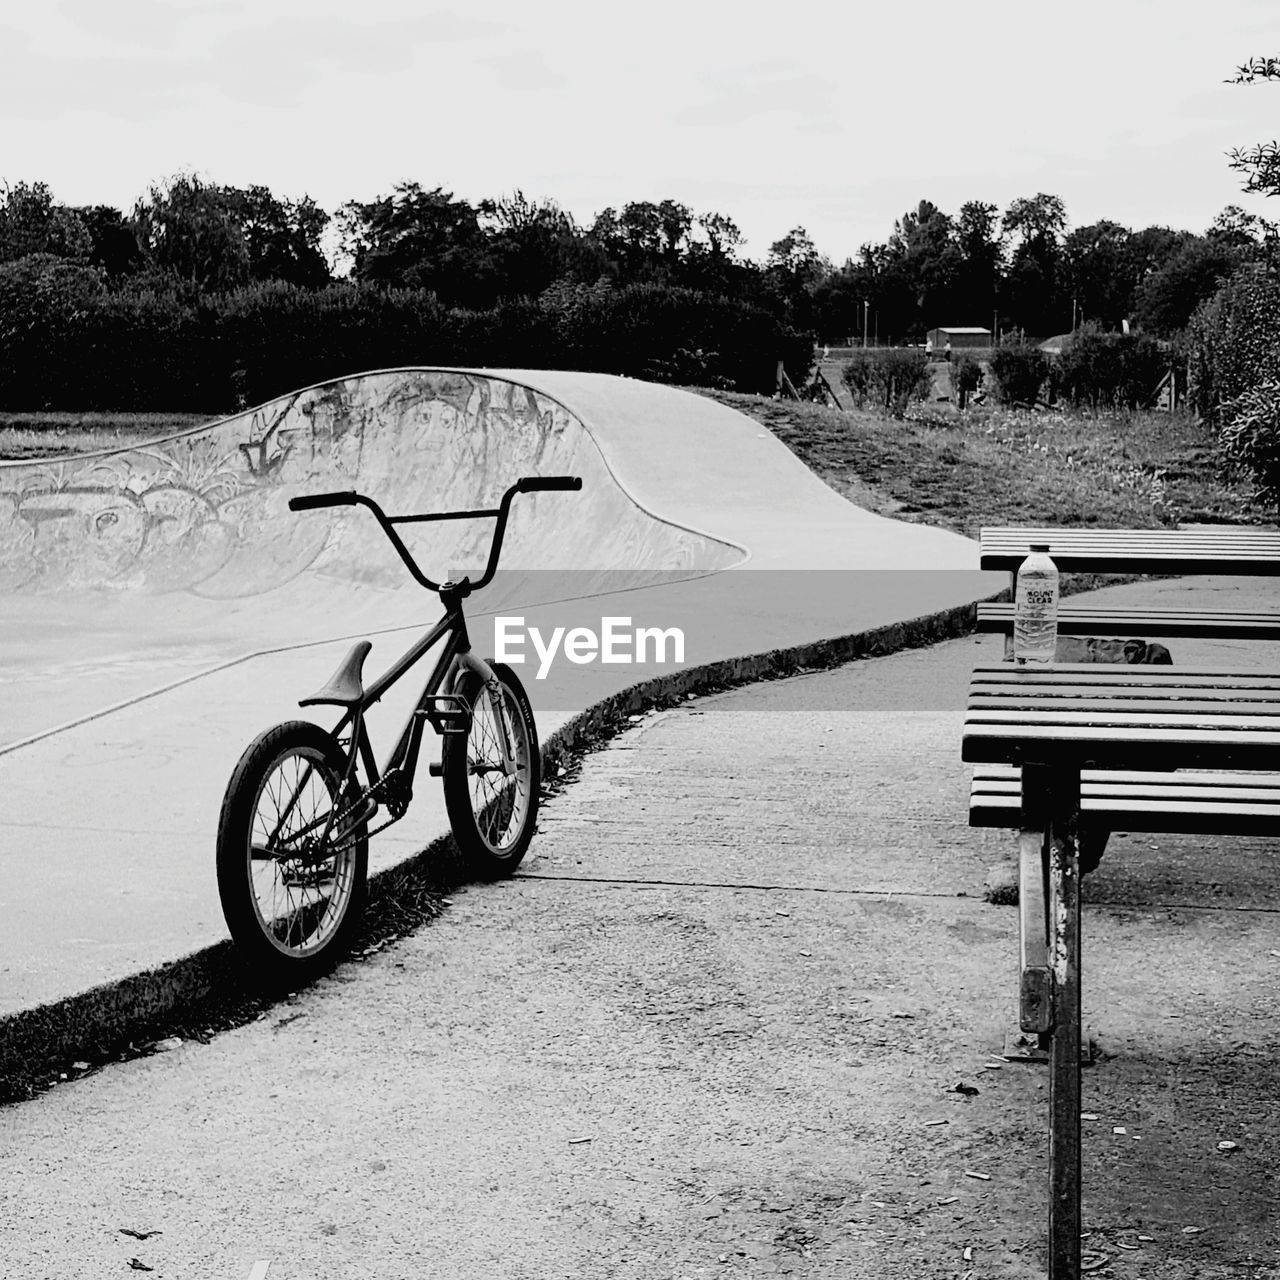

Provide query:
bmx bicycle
left=216, top=474, right=582, bottom=983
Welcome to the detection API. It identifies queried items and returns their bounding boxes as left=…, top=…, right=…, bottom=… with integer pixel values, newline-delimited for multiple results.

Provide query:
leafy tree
left=887, top=199, right=963, bottom=329
left=340, top=183, right=497, bottom=305
left=1061, top=220, right=1134, bottom=329
left=1001, top=193, right=1067, bottom=336
left=132, top=174, right=250, bottom=292
left=0, top=181, right=91, bottom=262
left=684, top=211, right=752, bottom=294
left=1208, top=203, right=1271, bottom=249
left=222, top=185, right=330, bottom=287
left=809, top=258, right=874, bottom=344
left=954, top=200, right=1002, bottom=321
left=480, top=191, right=610, bottom=298
left=765, top=226, right=831, bottom=327
left=73, top=205, right=145, bottom=277
left=589, top=199, right=696, bottom=283
left=1133, top=235, right=1243, bottom=335
left=1227, top=56, right=1280, bottom=197
left=1129, top=225, right=1195, bottom=279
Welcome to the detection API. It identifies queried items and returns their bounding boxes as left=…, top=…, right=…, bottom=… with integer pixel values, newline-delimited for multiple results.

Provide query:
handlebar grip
left=289, top=491, right=357, bottom=511
left=518, top=475, right=583, bottom=493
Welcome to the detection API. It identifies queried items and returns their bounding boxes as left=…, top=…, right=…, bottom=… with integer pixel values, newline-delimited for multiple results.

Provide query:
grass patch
left=0, top=411, right=215, bottom=461
left=698, top=390, right=1271, bottom=538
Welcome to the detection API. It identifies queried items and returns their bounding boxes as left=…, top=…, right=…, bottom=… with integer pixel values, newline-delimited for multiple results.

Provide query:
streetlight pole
left=862, top=300, right=869, bottom=349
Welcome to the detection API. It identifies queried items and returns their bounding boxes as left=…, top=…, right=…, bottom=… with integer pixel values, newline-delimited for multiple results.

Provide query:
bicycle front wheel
left=442, top=661, right=540, bottom=876
left=216, top=720, right=368, bottom=984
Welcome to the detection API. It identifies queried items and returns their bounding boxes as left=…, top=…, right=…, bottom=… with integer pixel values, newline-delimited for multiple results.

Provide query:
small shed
left=926, top=327, right=992, bottom=357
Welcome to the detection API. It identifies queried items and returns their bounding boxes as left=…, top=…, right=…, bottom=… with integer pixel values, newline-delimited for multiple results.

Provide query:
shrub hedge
left=1051, top=327, right=1169, bottom=412
left=0, top=259, right=814, bottom=410
left=840, top=347, right=932, bottom=417
left=988, top=336, right=1049, bottom=406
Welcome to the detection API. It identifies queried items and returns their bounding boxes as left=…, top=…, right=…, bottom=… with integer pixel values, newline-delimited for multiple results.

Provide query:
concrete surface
left=0, top=369, right=999, bottom=1065
left=1, top=631, right=1277, bottom=1279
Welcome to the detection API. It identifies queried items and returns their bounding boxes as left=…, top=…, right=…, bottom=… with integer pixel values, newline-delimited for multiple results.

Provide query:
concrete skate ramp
left=1, top=369, right=742, bottom=752
left=0, top=367, right=1000, bottom=1026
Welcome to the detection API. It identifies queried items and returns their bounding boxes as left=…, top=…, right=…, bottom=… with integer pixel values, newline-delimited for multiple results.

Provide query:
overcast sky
left=2, top=0, right=1277, bottom=266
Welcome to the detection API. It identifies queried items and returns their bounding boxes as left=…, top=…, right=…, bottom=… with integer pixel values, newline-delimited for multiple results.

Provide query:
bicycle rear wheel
left=442, top=661, right=540, bottom=876
left=216, top=720, right=368, bottom=984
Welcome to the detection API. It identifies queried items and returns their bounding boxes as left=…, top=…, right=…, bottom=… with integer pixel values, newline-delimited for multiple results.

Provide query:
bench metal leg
left=1019, top=828, right=1051, bottom=1034
left=1022, top=763, right=1083, bottom=1280
left=1047, top=792, right=1082, bottom=1279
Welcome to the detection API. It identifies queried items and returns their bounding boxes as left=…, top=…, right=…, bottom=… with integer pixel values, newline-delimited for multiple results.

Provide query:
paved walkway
left=2, top=600, right=1278, bottom=1279
left=0, top=370, right=997, bottom=1040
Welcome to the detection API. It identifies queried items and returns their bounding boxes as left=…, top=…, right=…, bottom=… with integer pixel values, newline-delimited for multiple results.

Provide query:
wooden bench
left=962, top=663, right=1280, bottom=1278
left=979, top=525, right=1280, bottom=648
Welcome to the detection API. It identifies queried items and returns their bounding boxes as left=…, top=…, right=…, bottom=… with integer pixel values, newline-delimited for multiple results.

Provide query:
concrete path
left=0, top=369, right=998, bottom=1069
left=2, top=616, right=1277, bottom=1279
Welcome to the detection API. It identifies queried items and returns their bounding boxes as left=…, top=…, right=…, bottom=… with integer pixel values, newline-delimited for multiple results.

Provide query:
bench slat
left=976, top=602, right=1280, bottom=640
left=970, top=765, right=1280, bottom=834
left=979, top=526, right=1280, bottom=575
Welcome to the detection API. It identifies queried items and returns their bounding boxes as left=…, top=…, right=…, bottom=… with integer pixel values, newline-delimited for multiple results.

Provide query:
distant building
left=926, top=327, right=992, bottom=358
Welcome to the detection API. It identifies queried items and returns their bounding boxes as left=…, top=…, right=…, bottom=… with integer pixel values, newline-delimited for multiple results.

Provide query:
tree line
left=3, top=175, right=1269, bottom=339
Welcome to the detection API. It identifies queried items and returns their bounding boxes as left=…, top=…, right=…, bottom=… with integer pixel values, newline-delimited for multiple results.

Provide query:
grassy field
left=697, top=389, right=1270, bottom=538
left=0, top=411, right=212, bottom=460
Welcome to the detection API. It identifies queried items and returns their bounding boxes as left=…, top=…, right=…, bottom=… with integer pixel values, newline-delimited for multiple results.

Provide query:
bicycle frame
left=285, top=474, right=582, bottom=841
left=330, top=586, right=509, bottom=826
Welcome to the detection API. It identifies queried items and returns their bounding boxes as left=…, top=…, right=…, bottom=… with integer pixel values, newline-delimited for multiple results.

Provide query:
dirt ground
left=2, top=629, right=1278, bottom=1278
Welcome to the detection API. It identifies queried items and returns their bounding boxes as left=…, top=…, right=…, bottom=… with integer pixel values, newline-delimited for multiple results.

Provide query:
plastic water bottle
left=1014, top=543, right=1059, bottom=663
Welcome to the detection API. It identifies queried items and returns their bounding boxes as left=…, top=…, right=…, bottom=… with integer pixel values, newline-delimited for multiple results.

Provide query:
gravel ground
left=1, top=626, right=1278, bottom=1279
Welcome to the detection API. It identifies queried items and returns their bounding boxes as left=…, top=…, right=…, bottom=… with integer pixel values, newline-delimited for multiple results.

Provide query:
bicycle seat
left=300, top=640, right=373, bottom=708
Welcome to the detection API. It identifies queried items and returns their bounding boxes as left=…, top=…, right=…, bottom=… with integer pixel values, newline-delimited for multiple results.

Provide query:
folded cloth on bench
left=1052, top=636, right=1172, bottom=664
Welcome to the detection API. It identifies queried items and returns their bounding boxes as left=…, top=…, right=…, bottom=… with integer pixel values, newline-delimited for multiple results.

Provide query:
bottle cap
left=1029, top=543, right=1050, bottom=553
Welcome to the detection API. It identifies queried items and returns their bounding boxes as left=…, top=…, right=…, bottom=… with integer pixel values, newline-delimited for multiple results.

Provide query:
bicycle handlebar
left=288, top=475, right=582, bottom=594
left=517, top=476, right=582, bottom=493
left=288, top=491, right=357, bottom=511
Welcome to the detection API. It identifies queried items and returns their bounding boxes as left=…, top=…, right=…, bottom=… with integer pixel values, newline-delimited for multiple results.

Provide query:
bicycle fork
left=455, top=652, right=518, bottom=776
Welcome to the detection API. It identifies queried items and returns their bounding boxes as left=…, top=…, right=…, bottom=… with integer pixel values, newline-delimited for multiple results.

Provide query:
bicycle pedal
left=421, top=695, right=472, bottom=736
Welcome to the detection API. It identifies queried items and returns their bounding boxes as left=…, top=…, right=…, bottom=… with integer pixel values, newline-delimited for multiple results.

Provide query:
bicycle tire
left=216, top=720, right=368, bottom=984
left=442, top=661, right=540, bottom=876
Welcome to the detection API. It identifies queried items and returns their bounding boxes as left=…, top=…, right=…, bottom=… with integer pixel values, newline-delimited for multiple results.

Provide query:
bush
left=949, top=355, right=983, bottom=408
left=1052, top=326, right=1169, bottom=412
left=0, top=253, right=107, bottom=408
left=1220, top=378, right=1280, bottom=510
left=988, top=336, right=1049, bottom=406
left=0, top=272, right=814, bottom=410
left=840, top=347, right=932, bottom=417
left=1186, top=264, right=1280, bottom=424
